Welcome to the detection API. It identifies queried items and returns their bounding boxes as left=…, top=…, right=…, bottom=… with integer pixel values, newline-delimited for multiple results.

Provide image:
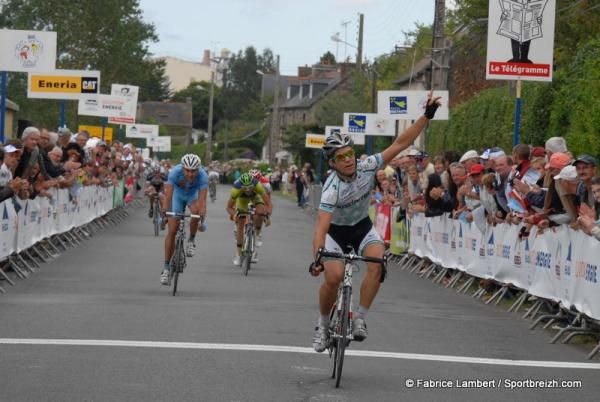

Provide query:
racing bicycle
left=311, top=247, right=387, bottom=388
left=165, top=211, right=203, bottom=295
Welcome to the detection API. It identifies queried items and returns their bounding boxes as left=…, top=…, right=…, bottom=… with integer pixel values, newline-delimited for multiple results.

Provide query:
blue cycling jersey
left=167, top=164, right=208, bottom=195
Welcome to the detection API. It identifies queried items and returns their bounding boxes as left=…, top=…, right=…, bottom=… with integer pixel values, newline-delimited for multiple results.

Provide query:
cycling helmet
left=239, top=173, right=253, bottom=187
left=181, top=153, right=201, bottom=169
left=322, top=132, right=354, bottom=159
left=249, top=169, right=262, bottom=180
left=151, top=163, right=161, bottom=172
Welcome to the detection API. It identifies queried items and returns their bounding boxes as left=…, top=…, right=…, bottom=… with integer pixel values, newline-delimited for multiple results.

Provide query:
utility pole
left=205, top=70, right=215, bottom=164
left=367, top=61, right=378, bottom=155
left=269, top=54, right=280, bottom=167
left=356, top=13, right=364, bottom=70
left=431, top=0, right=446, bottom=91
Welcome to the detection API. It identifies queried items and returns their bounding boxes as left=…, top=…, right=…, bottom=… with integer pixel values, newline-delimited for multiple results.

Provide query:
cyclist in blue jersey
left=160, top=154, right=208, bottom=285
left=309, top=92, right=442, bottom=352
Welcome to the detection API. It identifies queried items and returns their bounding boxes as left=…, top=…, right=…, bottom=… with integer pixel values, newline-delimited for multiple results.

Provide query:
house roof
left=279, top=75, right=346, bottom=110
left=392, top=57, right=432, bottom=86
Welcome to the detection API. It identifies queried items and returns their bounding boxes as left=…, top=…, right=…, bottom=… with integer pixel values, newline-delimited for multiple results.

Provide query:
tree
left=171, top=81, right=222, bottom=131
left=320, top=51, right=336, bottom=65
left=0, top=0, right=170, bottom=130
left=221, top=47, right=276, bottom=120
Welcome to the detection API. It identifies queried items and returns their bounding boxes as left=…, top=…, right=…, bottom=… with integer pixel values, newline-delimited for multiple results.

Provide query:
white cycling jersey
left=319, top=153, right=383, bottom=226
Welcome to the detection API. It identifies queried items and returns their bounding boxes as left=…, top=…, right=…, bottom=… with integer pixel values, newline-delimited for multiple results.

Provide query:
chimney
left=298, top=66, right=312, bottom=78
left=202, top=50, right=211, bottom=66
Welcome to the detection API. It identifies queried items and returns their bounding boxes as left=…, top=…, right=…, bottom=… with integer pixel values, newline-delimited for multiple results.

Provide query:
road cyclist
left=160, top=153, right=208, bottom=285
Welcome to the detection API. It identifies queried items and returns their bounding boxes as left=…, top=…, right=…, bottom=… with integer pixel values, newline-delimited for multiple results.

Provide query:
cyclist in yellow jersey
left=226, top=173, right=272, bottom=266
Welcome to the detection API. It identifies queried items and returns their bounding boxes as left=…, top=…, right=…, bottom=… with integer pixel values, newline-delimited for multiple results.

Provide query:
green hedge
left=426, top=37, right=600, bottom=157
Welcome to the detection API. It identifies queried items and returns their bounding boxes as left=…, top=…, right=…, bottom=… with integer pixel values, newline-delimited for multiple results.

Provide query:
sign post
left=486, top=0, right=556, bottom=145
left=0, top=72, right=6, bottom=142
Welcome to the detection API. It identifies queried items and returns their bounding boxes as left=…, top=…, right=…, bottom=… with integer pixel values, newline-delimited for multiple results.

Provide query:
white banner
left=147, top=136, right=171, bottom=152
left=27, top=69, right=100, bottom=100
left=377, top=90, right=449, bottom=120
left=325, top=125, right=365, bottom=145
left=0, top=29, right=57, bottom=72
left=0, top=185, right=114, bottom=261
left=125, top=123, right=159, bottom=139
left=108, top=84, right=139, bottom=124
left=341, top=113, right=394, bottom=137
left=408, top=214, right=600, bottom=320
left=78, top=94, right=136, bottom=119
left=486, top=0, right=556, bottom=82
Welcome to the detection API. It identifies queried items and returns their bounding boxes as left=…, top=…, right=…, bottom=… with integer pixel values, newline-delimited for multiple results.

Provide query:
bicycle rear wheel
left=334, top=287, right=350, bottom=388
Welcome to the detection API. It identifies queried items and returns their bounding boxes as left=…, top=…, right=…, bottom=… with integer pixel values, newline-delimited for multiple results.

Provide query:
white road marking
left=1, top=338, right=599, bottom=370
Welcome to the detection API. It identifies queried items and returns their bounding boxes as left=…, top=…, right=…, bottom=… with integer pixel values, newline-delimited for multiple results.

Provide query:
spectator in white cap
left=0, top=143, right=29, bottom=202
left=459, top=150, right=480, bottom=171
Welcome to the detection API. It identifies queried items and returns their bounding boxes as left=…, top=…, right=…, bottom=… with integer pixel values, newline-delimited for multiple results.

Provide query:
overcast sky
left=139, top=0, right=437, bottom=75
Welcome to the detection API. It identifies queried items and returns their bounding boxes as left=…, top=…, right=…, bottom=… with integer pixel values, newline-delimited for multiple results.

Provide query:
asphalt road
left=1, top=185, right=599, bottom=402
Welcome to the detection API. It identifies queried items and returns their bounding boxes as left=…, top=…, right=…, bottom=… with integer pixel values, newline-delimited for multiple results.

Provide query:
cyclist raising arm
left=160, top=154, right=208, bottom=285
left=310, top=93, right=441, bottom=352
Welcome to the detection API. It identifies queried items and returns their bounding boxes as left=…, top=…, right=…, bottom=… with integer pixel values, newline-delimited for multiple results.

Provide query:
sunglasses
left=333, top=150, right=355, bottom=162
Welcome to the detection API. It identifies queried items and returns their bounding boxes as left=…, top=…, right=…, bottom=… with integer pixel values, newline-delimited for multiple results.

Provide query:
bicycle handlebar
left=166, top=212, right=204, bottom=221
left=310, top=247, right=387, bottom=283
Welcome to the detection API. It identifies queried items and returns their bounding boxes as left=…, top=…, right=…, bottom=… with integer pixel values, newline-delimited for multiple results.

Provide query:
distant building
left=159, top=49, right=230, bottom=93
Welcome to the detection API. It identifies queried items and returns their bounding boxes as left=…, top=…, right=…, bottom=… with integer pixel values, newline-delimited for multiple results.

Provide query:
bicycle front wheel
left=334, top=287, right=350, bottom=388
left=153, top=201, right=160, bottom=236
left=242, top=229, right=252, bottom=276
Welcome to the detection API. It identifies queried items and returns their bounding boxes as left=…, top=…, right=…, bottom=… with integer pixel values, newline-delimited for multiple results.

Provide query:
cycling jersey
left=230, top=178, right=267, bottom=212
left=167, top=164, right=208, bottom=196
left=259, top=176, right=272, bottom=194
left=146, top=172, right=167, bottom=190
left=319, top=153, right=383, bottom=226
left=208, top=171, right=220, bottom=182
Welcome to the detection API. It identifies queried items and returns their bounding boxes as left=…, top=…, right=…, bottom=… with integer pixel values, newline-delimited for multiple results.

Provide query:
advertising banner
left=305, top=133, right=325, bottom=149
left=78, top=94, right=136, bottom=119
left=377, top=90, right=449, bottom=120
left=28, top=69, right=100, bottom=100
left=486, top=0, right=556, bottom=81
left=108, top=84, right=139, bottom=124
left=342, top=113, right=394, bottom=137
left=325, top=125, right=365, bottom=145
left=125, top=123, right=159, bottom=139
left=0, top=30, right=57, bottom=72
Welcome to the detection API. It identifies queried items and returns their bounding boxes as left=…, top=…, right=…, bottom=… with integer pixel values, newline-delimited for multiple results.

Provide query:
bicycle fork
left=330, top=262, right=356, bottom=351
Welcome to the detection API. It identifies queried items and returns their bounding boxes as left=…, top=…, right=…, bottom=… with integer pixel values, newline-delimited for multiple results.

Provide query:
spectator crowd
left=0, top=126, right=149, bottom=207
left=366, top=137, right=600, bottom=242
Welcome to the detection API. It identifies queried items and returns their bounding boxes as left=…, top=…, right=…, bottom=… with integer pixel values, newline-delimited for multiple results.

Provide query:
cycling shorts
left=171, top=190, right=199, bottom=214
left=325, top=216, right=383, bottom=256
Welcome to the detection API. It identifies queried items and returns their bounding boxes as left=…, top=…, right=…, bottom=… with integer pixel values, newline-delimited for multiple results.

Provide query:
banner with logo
left=108, top=84, right=139, bottom=124
left=305, top=133, right=325, bottom=149
left=377, top=90, right=449, bottom=120
left=374, top=204, right=391, bottom=242
left=125, top=124, right=159, bottom=139
left=407, top=214, right=600, bottom=320
left=0, top=185, right=115, bottom=260
left=325, top=125, right=365, bottom=145
left=0, top=30, right=57, bottom=72
left=78, top=94, right=136, bottom=119
left=389, top=208, right=409, bottom=255
left=486, top=0, right=556, bottom=82
left=147, top=136, right=171, bottom=152
left=341, top=113, right=394, bottom=137
left=28, top=69, right=100, bottom=100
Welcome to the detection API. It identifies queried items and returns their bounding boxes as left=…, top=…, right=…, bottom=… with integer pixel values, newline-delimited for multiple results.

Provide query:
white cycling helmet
left=322, top=132, right=354, bottom=159
left=181, top=153, right=201, bottom=169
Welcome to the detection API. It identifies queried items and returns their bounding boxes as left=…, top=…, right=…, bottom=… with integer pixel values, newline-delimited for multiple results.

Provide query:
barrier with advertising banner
left=407, top=214, right=600, bottom=320
left=0, top=185, right=114, bottom=261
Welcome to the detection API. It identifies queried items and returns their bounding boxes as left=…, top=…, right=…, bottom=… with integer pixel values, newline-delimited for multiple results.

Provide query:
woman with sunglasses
left=309, top=93, right=442, bottom=353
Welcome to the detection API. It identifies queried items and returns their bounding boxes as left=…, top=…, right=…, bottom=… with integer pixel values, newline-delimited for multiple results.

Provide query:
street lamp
left=330, top=33, right=358, bottom=49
